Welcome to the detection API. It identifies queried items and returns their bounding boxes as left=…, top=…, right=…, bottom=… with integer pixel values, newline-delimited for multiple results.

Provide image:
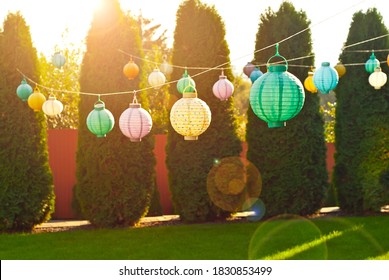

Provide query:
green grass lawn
left=0, top=215, right=388, bottom=260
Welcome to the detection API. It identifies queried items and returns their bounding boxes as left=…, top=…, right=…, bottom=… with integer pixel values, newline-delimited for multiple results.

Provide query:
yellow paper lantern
left=170, top=91, right=211, bottom=140
left=27, top=86, right=46, bottom=112
left=387, top=54, right=389, bottom=67
left=334, top=62, right=346, bottom=78
left=304, top=71, right=317, bottom=93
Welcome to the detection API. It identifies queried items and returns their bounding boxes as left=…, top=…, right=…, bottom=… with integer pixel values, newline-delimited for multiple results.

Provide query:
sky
left=1, top=0, right=388, bottom=74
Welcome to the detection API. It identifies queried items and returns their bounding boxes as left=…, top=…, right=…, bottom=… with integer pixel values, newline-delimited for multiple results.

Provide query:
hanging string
left=342, top=33, right=389, bottom=50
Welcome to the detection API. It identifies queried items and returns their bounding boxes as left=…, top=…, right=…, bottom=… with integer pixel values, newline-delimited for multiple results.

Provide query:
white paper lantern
left=42, top=95, right=64, bottom=117
left=148, top=68, right=166, bottom=89
left=160, top=56, right=173, bottom=76
left=119, top=102, right=153, bottom=142
left=369, top=67, right=387, bottom=90
left=212, top=74, right=234, bottom=101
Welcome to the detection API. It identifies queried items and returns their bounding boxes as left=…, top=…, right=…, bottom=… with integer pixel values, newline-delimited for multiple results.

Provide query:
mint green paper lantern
left=177, top=69, right=196, bottom=93
left=249, top=44, right=305, bottom=128
left=86, top=97, right=115, bottom=137
left=16, top=78, right=33, bottom=101
left=365, top=52, right=380, bottom=73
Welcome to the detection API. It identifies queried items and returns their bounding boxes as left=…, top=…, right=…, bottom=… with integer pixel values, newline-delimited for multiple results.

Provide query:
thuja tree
left=333, top=8, right=389, bottom=213
left=246, top=2, right=328, bottom=217
left=0, top=13, right=54, bottom=231
left=166, top=0, right=242, bottom=222
left=76, top=0, right=155, bottom=227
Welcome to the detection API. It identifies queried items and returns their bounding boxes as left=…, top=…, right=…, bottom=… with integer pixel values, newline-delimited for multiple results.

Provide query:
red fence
left=47, top=130, right=336, bottom=219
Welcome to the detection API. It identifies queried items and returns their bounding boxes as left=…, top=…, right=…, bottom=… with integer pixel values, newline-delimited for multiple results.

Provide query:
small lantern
left=365, top=52, right=380, bottom=74
left=52, top=52, right=66, bottom=68
left=119, top=93, right=152, bottom=142
left=313, top=62, right=339, bottom=94
left=243, top=62, right=255, bottom=77
left=212, top=71, right=234, bottom=101
left=177, top=69, right=196, bottom=93
left=148, top=67, right=166, bottom=89
left=304, top=70, right=317, bottom=93
left=27, top=86, right=46, bottom=111
left=250, top=67, right=263, bottom=83
left=123, top=57, right=139, bottom=80
left=250, top=44, right=305, bottom=128
left=334, top=62, right=346, bottom=78
left=387, top=54, right=389, bottom=67
left=42, top=94, right=64, bottom=117
left=16, top=78, right=33, bottom=101
left=170, top=90, right=211, bottom=140
left=86, top=97, right=115, bottom=138
left=368, top=67, right=387, bottom=90
left=160, top=55, right=173, bottom=76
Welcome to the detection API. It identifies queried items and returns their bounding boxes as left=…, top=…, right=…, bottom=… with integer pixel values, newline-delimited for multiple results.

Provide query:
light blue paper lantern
left=249, top=67, right=263, bottom=83
left=86, top=97, right=115, bottom=138
left=52, top=52, right=66, bottom=68
left=365, top=52, right=380, bottom=74
left=250, top=45, right=305, bottom=128
left=313, top=62, right=339, bottom=94
left=16, top=78, right=33, bottom=101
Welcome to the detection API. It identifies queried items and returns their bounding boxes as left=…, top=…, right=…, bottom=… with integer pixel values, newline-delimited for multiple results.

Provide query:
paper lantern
left=334, top=62, right=346, bottom=78
left=369, top=67, right=387, bottom=90
left=52, top=52, right=66, bottom=68
left=387, top=54, right=389, bottom=67
left=16, top=78, right=33, bottom=101
left=313, top=62, right=339, bottom=94
left=170, top=91, right=211, bottom=140
left=177, top=69, right=196, bottom=93
left=42, top=95, right=64, bottom=117
left=212, top=73, right=234, bottom=101
left=86, top=98, right=115, bottom=138
left=27, top=86, right=46, bottom=112
left=249, top=45, right=305, bottom=128
left=243, top=62, right=255, bottom=77
left=119, top=98, right=152, bottom=142
left=123, top=58, right=139, bottom=80
left=304, top=71, right=317, bottom=93
left=365, top=52, right=380, bottom=73
left=148, top=67, right=166, bottom=89
left=160, top=56, right=173, bottom=76
left=250, top=67, right=263, bottom=83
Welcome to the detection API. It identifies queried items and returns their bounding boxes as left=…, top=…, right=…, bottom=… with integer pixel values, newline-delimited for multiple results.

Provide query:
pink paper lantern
left=119, top=102, right=153, bottom=142
left=212, top=74, right=234, bottom=101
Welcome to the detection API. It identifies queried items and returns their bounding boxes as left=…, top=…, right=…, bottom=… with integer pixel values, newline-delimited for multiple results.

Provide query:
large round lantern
left=119, top=95, right=152, bottom=142
left=123, top=58, right=139, bottom=80
left=334, top=62, right=346, bottom=78
left=249, top=45, right=305, bottom=128
left=243, top=62, right=255, bottom=77
left=212, top=72, right=234, bottom=101
left=365, top=52, right=380, bottom=73
left=170, top=91, right=211, bottom=140
left=369, top=67, right=387, bottom=90
left=16, top=78, right=33, bottom=101
left=148, top=67, right=166, bottom=89
left=313, top=62, right=339, bottom=94
left=249, top=67, right=263, bottom=83
left=160, top=56, right=173, bottom=76
left=86, top=97, right=115, bottom=138
left=27, top=86, right=46, bottom=112
left=52, top=52, right=66, bottom=68
left=42, top=95, right=64, bottom=117
left=304, top=71, right=317, bottom=93
left=177, top=69, right=196, bottom=93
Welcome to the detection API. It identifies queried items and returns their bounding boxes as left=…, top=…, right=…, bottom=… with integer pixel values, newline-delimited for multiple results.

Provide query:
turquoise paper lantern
left=86, top=97, right=115, bottom=138
left=177, top=69, right=195, bottom=93
left=249, top=67, right=263, bottom=83
left=250, top=45, right=305, bottom=128
left=365, top=52, right=380, bottom=74
left=313, top=62, right=339, bottom=94
left=16, top=78, right=33, bottom=101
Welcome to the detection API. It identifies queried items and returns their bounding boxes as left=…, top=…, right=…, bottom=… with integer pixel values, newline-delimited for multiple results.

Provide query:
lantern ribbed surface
left=123, top=59, right=139, bottom=80
left=334, top=62, right=346, bottom=77
left=27, top=88, right=46, bottom=112
left=52, top=52, right=66, bottom=68
left=313, top=62, right=339, bottom=94
left=119, top=103, right=153, bottom=142
left=86, top=101, right=115, bottom=138
left=213, top=75, right=234, bottom=101
left=369, top=67, right=387, bottom=90
left=243, top=62, right=255, bottom=77
left=250, top=64, right=305, bottom=128
left=250, top=67, right=263, bottom=83
left=170, top=92, right=212, bottom=140
left=148, top=68, right=166, bottom=89
left=16, top=78, right=33, bottom=101
left=365, top=53, right=380, bottom=73
left=177, top=69, right=196, bottom=93
left=304, top=71, right=317, bottom=93
left=42, top=96, right=64, bottom=116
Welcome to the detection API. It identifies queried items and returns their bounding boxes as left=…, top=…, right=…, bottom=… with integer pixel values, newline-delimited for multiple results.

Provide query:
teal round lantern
left=177, top=69, right=196, bottom=94
left=249, top=67, right=263, bottom=83
left=16, top=78, right=33, bottom=101
left=86, top=97, right=115, bottom=138
left=250, top=45, right=305, bottom=128
left=365, top=52, right=380, bottom=73
left=313, top=62, right=339, bottom=94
